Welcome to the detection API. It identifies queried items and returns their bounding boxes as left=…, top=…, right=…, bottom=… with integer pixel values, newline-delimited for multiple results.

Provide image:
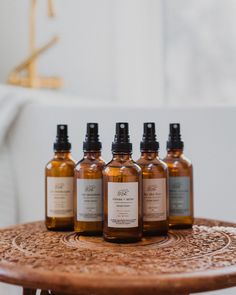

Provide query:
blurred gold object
left=8, top=0, right=63, bottom=89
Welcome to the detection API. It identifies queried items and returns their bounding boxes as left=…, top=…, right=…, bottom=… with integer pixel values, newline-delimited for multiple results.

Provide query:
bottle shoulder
left=103, top=159, right=141, bottom=175
left=105, top=158, right=141, bottom=168
left=75, top=157, right=105, bottom=178
left=136, top=157, right=168, bottom=177
left=76, top=157, right=105, bottom=168
left=45, top=156, right=75, bottom=177
left=46, top=157, right=75, bottom=170
left=163, top=154, right=193, bottom=176
left=164, top=154, right=192, bottom=166
left=136, top=157, right=168, bottom=169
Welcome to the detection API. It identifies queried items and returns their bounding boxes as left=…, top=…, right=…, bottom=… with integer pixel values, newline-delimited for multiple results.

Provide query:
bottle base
left=143, top=230, right=168, bottom=236
left=76, top=231, right=103, bottom=236
left=103, top=235, right=142, bottom=243
left=74, top=221, right=103, bottom=236
left=46, top=226, right=74, bottom=232
left=169, top=223, right=193, bottom=229
left=169, top=216, right=194, bottom=229
left=143, top=221, right=169, bottom=236
left=45, top=217, right=74, bottom=231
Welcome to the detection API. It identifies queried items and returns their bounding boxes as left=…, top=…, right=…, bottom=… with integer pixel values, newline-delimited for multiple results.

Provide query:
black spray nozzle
left=83, top=123, right=102, bottom=151
left=112, top=122, right=132, bottom=152
left=167, top=123, right=184, bottom=150
left=140, top=122, right=159, bottom=151
left=54, top=124, right=71, bottom=151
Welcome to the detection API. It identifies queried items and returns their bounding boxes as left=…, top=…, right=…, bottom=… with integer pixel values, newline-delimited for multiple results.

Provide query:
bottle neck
left=84, top=150, right=101, bottom=160
left=167, top=149, right=183, bottom=158
left=112, top=152, right=132, bottom=161
left=141, top=151, right=158, bottom=160
left=54, top=151, right=71, bottom=159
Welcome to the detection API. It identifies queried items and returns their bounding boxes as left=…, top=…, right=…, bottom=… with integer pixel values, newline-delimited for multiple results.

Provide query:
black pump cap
left=140, top=122, right=159, bottom=151
left=167, top=123, right=184, bottom=150
left=54, top=124, right=71, bottom=151
left=83, top=123, right=102, bottom=151
left=112, top=122, right=132, bottom=153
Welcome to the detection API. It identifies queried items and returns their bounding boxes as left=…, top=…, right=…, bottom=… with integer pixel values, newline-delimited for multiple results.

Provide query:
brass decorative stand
left=8, top=0, right=63, bottom=89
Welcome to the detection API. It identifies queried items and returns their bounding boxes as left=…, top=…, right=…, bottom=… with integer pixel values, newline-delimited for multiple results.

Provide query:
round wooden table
left=1, top=219, right=236, bottom=295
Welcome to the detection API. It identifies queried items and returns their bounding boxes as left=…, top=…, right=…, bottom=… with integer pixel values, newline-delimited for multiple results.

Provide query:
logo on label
left=55, top=183, right=64, bottom=190
left=85, top=184, right=96, bottom=192
left=147, top=184, right=158, bottom=192
left=117, top=189, right=129, bottom=197
left=171, top=183, right=181, bottom=189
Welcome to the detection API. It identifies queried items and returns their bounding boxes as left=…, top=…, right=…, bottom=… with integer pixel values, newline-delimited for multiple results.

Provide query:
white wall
left=164, top=0, right=236, bottom=105
left=0, top=0, right=164, bottom=104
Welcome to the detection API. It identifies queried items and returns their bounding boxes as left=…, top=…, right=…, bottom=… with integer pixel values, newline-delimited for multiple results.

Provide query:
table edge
left=0, top=217, right=236, bottom=294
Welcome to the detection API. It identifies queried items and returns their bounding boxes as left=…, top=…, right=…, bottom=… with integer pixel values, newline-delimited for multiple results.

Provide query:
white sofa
left=3, top=87, right=236, bottom=294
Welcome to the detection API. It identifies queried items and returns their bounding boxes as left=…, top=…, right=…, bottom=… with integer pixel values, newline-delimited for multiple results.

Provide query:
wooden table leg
left=22, top=288, right=37, bottom=295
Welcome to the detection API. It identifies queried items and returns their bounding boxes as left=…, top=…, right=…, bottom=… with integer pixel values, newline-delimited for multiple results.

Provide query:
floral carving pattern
left=1, top=220, right=236, bottom=276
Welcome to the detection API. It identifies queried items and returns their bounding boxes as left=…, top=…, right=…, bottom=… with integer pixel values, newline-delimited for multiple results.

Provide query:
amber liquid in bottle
left=74, top=123, right=105, bottom=235
left=163, top=123, right=194, bottom=229
left=45, top=125, right=75, bottom=231
left=103, top=122, right=142, bottom=243
left=137, top=123, right=168, bottom=235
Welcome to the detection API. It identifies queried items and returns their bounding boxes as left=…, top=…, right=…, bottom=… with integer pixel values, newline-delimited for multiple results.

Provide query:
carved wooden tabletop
left=1, top=219, right=236, bottom=295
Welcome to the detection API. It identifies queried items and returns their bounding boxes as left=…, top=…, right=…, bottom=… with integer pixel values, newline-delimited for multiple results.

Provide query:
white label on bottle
left=169, top=176, right=191, bottom=216
left=47, top=177, right=74, bottom=217
left=143, top=178, right=167, bottom=221
left=77, top=179, right=102, bottom=221
left=108, top=182, right=138, bottom=228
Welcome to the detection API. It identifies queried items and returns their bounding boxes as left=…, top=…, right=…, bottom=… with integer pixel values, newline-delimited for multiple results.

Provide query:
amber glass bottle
left=74, top=123, right=105, bottom=235
left=103, top=122, right=142, bottom=243
left=137, top=123, right=168, bottom=235
left=163, top=123, right=194, bottom=229
left=45, top=125, right=75, bottom=231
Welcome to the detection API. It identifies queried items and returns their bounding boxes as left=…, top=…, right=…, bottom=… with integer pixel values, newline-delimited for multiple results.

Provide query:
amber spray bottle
left=163, top=123, right=194, bottom=229
left=74, top=123, right=105, bottom=235
left=137, top=123, right=169, bottom=235
left=45, top=125, right=75, bottom=231
left=103, top=122, right=142, bottom=243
